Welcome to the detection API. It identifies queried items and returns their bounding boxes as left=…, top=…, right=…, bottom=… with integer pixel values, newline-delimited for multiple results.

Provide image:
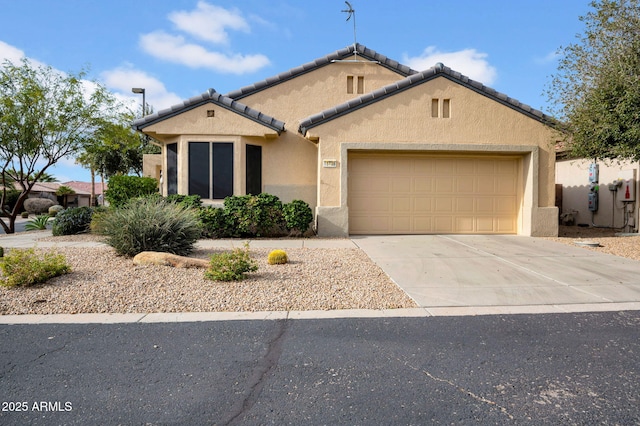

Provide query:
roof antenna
left=342, top=1, right=358, bottom=60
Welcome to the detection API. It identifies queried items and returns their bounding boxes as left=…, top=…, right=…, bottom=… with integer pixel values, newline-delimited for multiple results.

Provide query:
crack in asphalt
left=390, top=354, right=515, bottom=421
left=223, top=317, right=290, bottom=425
left=421, top=368, right=515, bottom=421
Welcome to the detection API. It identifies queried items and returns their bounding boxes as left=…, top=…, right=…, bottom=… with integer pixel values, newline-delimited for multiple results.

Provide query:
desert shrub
left=282, top=200, right=313, bottom=234
left=165, top=194, right=202, bottom=209
left=24, top=214, right=50, bottom=231
left=48, top=205, right=64, bottom=217
left=104, top=175, right=158, bottom=208
left=267, top=249, right=288, bottom=265
left=205, top=243, right=258, bottom=281
left=224, top=193, right=286, bottom=237
left=0, top=248, right=70, bottom=287
left=23, top=198, right=55, bottom=214
left=20, top=211, right=29, bottom=218
left=52, top=206, right=95, bottom=236
left=198, top=206, right=236, bottom=238
left=97, top=197, right=201, bottom=257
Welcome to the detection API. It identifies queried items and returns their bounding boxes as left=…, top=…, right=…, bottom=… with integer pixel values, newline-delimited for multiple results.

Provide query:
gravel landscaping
left=0, top=234, right=417, bottom=315
left=544, top=225, right=640, bottom=262
left=1, top=225, right=639, bottom=315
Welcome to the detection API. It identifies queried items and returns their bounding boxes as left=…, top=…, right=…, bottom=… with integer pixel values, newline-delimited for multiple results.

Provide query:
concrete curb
left=2, top=303, right=639, bottom=324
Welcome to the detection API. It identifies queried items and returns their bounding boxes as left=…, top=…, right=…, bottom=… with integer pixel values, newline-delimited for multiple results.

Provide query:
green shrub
left=198, top=206, right=236, bottom=238
left=282, top=199, right=313, bottom=234
left=165, top=194, right=202, bottom=209
left=24, top=214, right=50, bottom=231
left=205, top=243, right=258, bottom=281
left=104, top=175, right=159, bottom=208
left=267, top=249, right=288, bottom=265
left=224, top=193, right=286, bottom=237
left=96, top=197, right=201, bottom=257
left=52, top=206, right=95, bottom=236
left=48, top=205, right=64, bottom=217
left=0, top=248, right=70, bottom=287
left=20, top=211, right=29, bottom=219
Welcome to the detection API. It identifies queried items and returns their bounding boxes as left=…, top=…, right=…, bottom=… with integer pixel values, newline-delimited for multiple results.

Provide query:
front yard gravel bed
left=0, top=245, right=416, bottom=315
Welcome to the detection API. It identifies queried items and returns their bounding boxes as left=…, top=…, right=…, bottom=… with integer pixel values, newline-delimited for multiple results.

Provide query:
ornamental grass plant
left=93, top=197, right=201, bottom=257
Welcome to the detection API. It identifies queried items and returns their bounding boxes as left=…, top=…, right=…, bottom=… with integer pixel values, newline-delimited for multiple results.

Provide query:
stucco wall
left=307, top=76, right=558, bottom=237
left=239, top=57, right=407, bottom=124
left=556, top=158, right=639, bottom=231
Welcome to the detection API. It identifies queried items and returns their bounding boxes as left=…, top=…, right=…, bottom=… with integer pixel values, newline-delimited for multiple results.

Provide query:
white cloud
left=403, top=46, right=498, bottom=85
left=0, top=40, right=26, bottom=63
left=140, top=2, right=270, bottom=75
left=168, top=1, right=249, bottom=44
left=140, top=31, right=270, bottom=74
left=100, top=65, right=183, bottom=111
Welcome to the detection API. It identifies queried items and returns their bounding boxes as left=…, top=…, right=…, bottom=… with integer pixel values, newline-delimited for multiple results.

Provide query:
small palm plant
left=24, top=214, right=51, bottom=231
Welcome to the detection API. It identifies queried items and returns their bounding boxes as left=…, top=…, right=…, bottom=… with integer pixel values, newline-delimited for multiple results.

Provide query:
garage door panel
left=456, top=176, right=475, bottom=193
left=391, top=177, right=412, bottom=193
left=435, top=177, right=455, bottom=192
left=414, top=178, right=433, bottom=193
left=349, top=154, right=519, bottom=234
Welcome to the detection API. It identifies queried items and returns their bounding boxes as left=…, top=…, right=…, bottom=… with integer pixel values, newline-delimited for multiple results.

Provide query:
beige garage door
left=348, top=153, right=520, bottom=234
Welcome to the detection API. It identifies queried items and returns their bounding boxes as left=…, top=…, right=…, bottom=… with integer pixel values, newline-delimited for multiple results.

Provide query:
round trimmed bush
left=96, top=197, right=201, bottom=257
left=48, top=205, right=64, bottom=217
left=24, top=198, right=55, bottom=214
left=282, top=199, right=313, bottom=234
left=52, top=206, right=95, bottom=236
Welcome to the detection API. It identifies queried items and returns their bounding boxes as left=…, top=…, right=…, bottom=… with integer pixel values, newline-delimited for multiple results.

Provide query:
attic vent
left=207, top=110, right=215, bottom=117
left=347, top=75, right=364, bottom=94
left=431, top=99, right=451, bottom=118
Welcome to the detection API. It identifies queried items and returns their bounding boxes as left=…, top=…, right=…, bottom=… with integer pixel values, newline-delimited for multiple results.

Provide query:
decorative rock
left=132, top=251, right=209, bottom=268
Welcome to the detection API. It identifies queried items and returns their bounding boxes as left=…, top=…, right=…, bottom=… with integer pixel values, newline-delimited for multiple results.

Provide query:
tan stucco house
left=134, top=44, right=559, bottom=237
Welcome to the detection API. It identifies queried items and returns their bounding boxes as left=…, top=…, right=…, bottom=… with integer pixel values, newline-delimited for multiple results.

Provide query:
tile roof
left=299, top=62, right=556, bottom=136
left=132, top=89, right=286, bottom=134
left=226, top=43, right=418, bottom=100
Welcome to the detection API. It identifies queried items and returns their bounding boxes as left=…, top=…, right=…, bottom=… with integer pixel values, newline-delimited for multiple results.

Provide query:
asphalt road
left=1, top=312, right=639, bottom=425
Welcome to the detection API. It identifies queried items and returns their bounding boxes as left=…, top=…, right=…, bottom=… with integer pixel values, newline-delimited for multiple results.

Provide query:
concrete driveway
left=352, top=235, right=640, bottom=311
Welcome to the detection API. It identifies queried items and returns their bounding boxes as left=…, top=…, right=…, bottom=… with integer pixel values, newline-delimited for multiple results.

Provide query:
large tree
left=548, top=0, right=640, bottom=160
left=0, top=59, right=118, bottom=233
left=76, top=115, right=160, bottom=205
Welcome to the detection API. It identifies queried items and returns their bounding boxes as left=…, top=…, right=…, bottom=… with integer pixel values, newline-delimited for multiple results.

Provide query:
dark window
left=246, top=145, right=262, bottom=195
left=212, top=143, right=234, bottom=199
left=166, top=143, right=178, bottom=195
left=188, top=142, right=210, bottom=198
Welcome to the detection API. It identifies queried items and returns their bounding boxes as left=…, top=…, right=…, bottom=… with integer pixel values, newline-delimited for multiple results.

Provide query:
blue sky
left=0, top=0, right=590, bottom=182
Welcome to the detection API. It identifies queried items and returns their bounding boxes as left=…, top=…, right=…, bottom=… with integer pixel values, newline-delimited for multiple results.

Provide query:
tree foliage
left=0, top=58, right=119, bottom=233
left=548, top=0, right=640, bottom=160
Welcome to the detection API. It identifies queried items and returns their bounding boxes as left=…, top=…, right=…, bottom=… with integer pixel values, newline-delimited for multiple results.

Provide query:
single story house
left=134, top=44, right=559, bottom=237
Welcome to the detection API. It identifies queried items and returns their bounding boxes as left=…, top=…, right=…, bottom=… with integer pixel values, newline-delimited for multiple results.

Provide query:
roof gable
left=299, top=62, right=555, bottom=136
left=132, top=89, right=285, bottom=134
left=226, top=43, right=417, bottom=101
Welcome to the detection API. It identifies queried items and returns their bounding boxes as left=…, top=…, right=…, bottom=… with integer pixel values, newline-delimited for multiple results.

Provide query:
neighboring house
left=134, top=44, right=559, bottom=237
left=556, top=155, right=639, bottom=232
left=63, top=181, right=107, bottom=207
left=15, top=182, right=90, bottom=208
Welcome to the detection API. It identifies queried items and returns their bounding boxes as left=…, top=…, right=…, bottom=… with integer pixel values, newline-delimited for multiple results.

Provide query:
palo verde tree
left=0, top=58, right=119, bottom=233
left=548, top=0, right=640, bottom=160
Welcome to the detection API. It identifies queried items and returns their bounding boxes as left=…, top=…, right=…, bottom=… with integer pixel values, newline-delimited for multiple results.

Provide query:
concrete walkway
left=1, top=231, right=640, bottom=323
